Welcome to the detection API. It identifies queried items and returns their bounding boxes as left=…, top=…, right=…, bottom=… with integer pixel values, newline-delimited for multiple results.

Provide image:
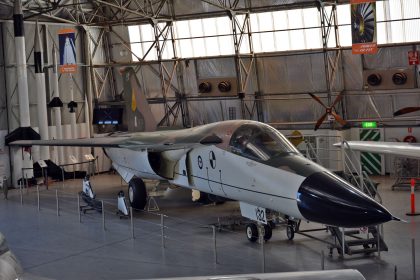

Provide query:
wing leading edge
left=334, top=141, right=420, bottom=159
left=8, top=137, right=128, bottom=148
left=8, top=130, right=223, bottom=152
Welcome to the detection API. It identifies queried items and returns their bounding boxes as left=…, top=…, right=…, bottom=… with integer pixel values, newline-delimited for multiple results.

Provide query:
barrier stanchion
left=45, top=169, right=48, bottom=190
left=321, top=250, right=325, bottom=270
left=56, top=189, right=60, bottom=216
left=407, top=178, right=420, bottom=216
left=394, top=265, right=397, bottom=280
left=77, top=193, right=81, bottom=223
left=412, top=239, right=416, bottom=280
left=24, top=173, right=28, bottom=193
left=61, top=168, right=64, bottom=189
left=19, top=181, right=23, bottom=205
left=212, top=225, right=218, bottom=264
left=161, top=214, right=165, bottom=248
left=377, top=225, right=381, bottom=257
left=102, top=201, right=105, bottom=231
left=258, top=225, right=265, bottom=273
left=36, top=185, right=40, bottom=211
left=130, top=207, right=134, bottom=239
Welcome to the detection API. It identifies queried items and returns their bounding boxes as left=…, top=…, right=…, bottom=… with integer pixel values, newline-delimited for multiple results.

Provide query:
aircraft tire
left=246, top=224, right=258, bottom=242
left=128, top=178, right=148, bottom=210
left=286, top=225, right=295, bottom=240
left=263, top=224, right=272, bottom=241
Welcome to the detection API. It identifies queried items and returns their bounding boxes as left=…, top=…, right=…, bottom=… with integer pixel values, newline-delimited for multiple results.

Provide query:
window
left=128, top=1, right=420, bottom=61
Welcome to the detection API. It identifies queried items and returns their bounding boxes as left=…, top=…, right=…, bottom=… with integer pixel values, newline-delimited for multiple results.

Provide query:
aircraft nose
left=297, top=171, right=393, bottom=228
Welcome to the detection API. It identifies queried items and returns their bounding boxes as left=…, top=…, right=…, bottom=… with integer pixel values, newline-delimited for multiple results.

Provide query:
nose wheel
left=245, top=223, right=273, bottom=242
left=285, top=220, right=299, bottom=240
left=286, top=225, right=295, bottom=240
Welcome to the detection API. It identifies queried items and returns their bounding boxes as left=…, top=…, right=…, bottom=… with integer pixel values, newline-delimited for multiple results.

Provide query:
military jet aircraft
left=9, top=68, right=397, bottom=241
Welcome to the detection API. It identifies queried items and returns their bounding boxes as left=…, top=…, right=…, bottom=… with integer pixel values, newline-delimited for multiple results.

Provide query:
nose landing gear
left=245, top=223, right=273, bottom=242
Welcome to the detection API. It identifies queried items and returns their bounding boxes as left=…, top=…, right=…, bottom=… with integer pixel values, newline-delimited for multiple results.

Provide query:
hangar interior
left=0, top=0, right=420, bottom=280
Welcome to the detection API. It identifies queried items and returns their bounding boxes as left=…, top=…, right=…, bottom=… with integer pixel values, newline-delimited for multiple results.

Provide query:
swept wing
left=8, top=130, right=222, bottom=152
left=334, top=141, right=420, bottom=159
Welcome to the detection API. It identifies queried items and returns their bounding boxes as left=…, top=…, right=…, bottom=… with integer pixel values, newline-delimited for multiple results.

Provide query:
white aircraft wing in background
left=334, top=141, right=420, bottom=159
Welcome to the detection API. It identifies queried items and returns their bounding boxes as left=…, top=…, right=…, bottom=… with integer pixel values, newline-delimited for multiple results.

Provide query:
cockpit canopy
left=229, top=123, right=299, bottom=161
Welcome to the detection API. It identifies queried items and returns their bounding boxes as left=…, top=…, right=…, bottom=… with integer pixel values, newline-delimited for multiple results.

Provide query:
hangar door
left=360, top=129, right=384, bottom=175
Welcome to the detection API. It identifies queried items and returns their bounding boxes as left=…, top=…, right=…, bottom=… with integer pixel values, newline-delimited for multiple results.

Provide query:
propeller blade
left=331, top=111, right=347, bottom=126
left=394, top=107, right=420, bottom=117
left=331, top=92, right=344, bottom=107
left=308, top=93, right=327, bottom=108
left=314, top=112, right=328, bottom=131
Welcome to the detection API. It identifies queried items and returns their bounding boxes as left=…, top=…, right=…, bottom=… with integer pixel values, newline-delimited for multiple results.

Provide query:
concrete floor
left=0, top=173, right=419, bottom=280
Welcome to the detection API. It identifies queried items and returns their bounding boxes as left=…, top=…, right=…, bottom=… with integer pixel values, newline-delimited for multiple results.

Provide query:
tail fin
left=121, top=67, right=157, bottom=132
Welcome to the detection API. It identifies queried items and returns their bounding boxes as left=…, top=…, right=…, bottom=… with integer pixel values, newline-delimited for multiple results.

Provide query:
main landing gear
left=245, top=222, right=274, bottom=242
left=128, top=177, right=148, bottom=210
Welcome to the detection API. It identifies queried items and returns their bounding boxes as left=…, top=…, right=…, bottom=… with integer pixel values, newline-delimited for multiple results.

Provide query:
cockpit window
left=229, top=123, right=299, bottom=161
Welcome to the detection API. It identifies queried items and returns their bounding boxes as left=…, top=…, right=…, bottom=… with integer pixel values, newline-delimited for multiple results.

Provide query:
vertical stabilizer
left=121, top=67, right=157, bottom=132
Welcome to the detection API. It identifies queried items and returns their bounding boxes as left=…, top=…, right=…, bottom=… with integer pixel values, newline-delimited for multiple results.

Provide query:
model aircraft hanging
left=394, top=106, right=420, bottom=117
left=8, top=68, right=397, bottom=242
left=308, top=92, right=348, bottom=130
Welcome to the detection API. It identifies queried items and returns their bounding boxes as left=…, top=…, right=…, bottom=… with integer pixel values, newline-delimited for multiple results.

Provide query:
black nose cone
left=297, top=172, right=393, bottom=228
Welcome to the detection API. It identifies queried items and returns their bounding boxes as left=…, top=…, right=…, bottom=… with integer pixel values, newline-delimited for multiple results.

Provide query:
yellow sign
left=289, top=130, right=304, bottom=147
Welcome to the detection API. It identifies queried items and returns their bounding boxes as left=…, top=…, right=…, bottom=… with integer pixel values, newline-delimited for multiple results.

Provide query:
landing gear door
left=240, top=202, right=267, bottom=225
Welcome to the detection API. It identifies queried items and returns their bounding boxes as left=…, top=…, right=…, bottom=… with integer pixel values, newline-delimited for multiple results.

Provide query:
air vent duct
left=363, top=69, right=415, bottom=90
left=367, top=73, right=382, bottom=86
left=218, top=81, right=231, bottom=92
left=392, top=72, right=407, bottom=85
left=197, top=77, right=237, bottom=96
left=198, top=82, right=212, bottom=93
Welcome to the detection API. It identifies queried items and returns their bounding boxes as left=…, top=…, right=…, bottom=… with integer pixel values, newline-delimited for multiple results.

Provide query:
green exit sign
left=362, top=121, right=377, bottom=128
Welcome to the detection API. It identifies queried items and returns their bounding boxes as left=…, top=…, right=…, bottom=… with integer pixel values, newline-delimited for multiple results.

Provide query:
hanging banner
left=351, top=0, right=377, bottom=55
left=58, top=29, right=77, bottom=73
